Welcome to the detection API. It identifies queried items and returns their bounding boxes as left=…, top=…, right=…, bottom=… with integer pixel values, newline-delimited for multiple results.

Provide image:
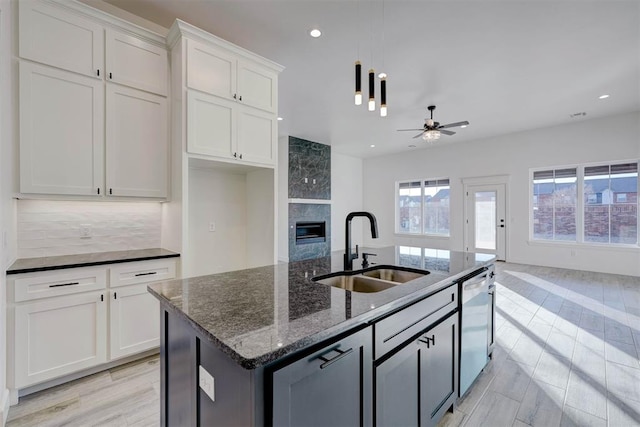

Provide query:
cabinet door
left=237, top=107, right=275, bottom=165
left=186, top=39, right=236, bottom=100
left=237, top=60, right=277, bottom=113
left=14, top=291, right=107, bottom=388
left=419, top=314, right=458, bottom=427
left=187, top=90, right=235, bottom=158
left=272, top=327, right=372, bottom=427
left=19, top=0, right=104, bottom=78
left=20, top=62, right=104, bottom=196
left=109, top=284, right=160, bottom=360
left=375, top=341, right=419, bottom=427
left=106, top=84, right=168, bottom=198
left=106, top=29, right=168, bottom=96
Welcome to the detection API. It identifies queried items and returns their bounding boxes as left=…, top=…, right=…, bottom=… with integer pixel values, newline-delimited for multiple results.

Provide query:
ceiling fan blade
left=438, top=121, right=469, bottom=129
left=440, top=129, right=456, bottom=136
left=412, top=132, right=425, bottom=139
left=397, top=128, right=424, bottom=132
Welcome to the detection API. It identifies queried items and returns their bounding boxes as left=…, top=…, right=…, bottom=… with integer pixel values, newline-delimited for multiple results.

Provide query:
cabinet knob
left=239, top=153, right=243, bottom=159
left=239, top=95, right=242, bottom=101
left=233, top=152, right=237, bottom=158
left=233, top=93, right=237, bottom=100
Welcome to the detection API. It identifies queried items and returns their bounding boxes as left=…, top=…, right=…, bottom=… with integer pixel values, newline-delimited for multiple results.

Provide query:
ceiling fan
left=398, top=105, right=469, bottom=141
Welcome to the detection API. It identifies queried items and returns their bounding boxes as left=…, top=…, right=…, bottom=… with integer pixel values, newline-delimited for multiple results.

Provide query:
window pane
left=533, top=168, right=576, bottom=241
left=554, top=169, right=577, bottom=241
left=398, top=181, right=421, bottom=233
left=423, top=182, right=450, bottom=235
left=585, top=163, right=638, bottom=244
left=475, top=191, right=496, bottom=250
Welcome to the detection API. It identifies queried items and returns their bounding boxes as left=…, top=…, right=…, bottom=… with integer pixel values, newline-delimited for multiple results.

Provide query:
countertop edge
left=7, top=252, right=181, bottom=275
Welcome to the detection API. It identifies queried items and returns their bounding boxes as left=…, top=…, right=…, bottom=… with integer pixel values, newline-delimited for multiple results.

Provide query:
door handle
left=317, top=347, right=353, bottom=369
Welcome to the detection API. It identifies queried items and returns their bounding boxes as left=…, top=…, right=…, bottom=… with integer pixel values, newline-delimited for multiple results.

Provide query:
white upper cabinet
left=19, top=0, right=103, bottom=78
left=106, top=29, right=168, bottom=96
left=186, top=39, right=277, bottom=114
left=187, top=40, right=236, bottom=100
left=187, top=90, right=236, bottom=159
left=237, top=60, right=277, bottom=113
left=19, top=62, right=104, bottom=196
left=18, top=0, right=169, bottom=199
left=237, top=107, right=275, bottom=165
left=106, top=84, right=168, bottom=198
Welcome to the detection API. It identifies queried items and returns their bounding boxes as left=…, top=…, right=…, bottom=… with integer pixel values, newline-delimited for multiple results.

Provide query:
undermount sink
left=312, top=266, right=429, bottom=293
left=362, top=268, right=426, bottom=283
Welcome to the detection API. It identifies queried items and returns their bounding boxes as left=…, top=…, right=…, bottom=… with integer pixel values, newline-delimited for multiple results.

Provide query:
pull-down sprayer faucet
left=344, top=212, right=379, bottom=270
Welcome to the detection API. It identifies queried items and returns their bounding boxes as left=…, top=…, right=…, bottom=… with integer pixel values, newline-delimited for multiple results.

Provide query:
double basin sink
left=312, top=266, right=430, bottom=293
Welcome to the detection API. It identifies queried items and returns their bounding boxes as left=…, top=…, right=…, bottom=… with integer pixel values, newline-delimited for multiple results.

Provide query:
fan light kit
left=398, top=105, right=469, bottom=142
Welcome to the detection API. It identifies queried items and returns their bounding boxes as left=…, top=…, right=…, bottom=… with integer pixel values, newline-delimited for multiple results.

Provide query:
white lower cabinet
left=109, top=284, right=160, bottom=360
left=9, top=258, right=176, bottom=397
left=14, top=291, right=108, bottom=388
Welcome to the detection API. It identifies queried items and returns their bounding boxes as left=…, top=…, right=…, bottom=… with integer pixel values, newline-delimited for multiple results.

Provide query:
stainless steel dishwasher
left=459, top=266, right=491, bottom=396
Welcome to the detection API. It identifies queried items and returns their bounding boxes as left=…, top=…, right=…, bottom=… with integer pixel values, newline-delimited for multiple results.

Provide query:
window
left=584, top=162, right=637, bottom=244
left=397, top=179, right=450, bottom=236
left=532, top=168, right=577, bottom=241
left=532, top=161, right=638, bottom=246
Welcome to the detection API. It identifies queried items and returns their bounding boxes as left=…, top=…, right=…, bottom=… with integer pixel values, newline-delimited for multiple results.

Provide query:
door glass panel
left=475, top=191, right=496, bottom=250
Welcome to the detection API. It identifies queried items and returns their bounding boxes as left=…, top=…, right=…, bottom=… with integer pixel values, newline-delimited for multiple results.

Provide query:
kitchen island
left=147, top=246, right=495, bottom=426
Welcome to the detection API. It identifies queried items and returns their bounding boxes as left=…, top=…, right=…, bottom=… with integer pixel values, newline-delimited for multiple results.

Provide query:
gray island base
left=148, top=246, right=495, bottom=426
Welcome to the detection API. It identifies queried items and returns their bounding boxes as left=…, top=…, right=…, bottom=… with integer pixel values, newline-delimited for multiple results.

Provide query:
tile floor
left=6, top=262, right=640, bottom=426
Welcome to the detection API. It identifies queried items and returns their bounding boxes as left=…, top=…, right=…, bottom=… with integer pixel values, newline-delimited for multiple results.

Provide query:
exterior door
left=465, top=183, right=506, bottom=260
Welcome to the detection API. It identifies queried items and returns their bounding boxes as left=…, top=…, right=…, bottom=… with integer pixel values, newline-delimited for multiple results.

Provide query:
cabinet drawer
left=374, top=284, right=457, bottom=359
left=13, top=268, right=107, bottom=302
left=109, top=259, right=176, bottom=288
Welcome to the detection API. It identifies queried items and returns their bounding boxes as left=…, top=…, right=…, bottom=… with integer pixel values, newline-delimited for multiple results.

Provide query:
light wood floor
left=6, top=262, right=640, bottom=427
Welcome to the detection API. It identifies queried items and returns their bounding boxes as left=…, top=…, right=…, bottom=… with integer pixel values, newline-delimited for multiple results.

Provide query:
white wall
left=16, top=200, right=162, bottom=258
left=0, top=0, right=15, bottom=421
left=331, top=152, right=364, bottom=251
left=363, top=112, right=640, bottom=276
left=187, top=166, right=248, bottom=277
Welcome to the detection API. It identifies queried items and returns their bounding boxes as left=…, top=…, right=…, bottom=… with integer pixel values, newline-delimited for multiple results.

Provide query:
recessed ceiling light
left=370, top=144, right=375, bottom=148
left=277, top=117, right=283, bottom=121
left=309, top=28, right=322, bottom=38
left=599, top=94, right=610, bottom=99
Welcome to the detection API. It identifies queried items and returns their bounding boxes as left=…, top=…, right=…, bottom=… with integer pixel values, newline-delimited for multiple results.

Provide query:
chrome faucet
left=344, top=211, right=379, bottom=270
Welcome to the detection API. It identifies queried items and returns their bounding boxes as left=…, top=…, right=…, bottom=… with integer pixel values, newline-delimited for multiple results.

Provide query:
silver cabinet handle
left=49, top=282, right=79, bottom=288
left=317, top=347, right=353, bottom=369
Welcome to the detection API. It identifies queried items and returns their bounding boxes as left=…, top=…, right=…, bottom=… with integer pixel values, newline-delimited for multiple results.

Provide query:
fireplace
left=295, top=221, right=326, bottom=245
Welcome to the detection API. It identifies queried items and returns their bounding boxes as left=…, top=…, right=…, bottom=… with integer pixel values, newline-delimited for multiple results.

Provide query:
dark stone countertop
left=148, top=246, right=494, bottom=370
left=6, top=248, right=180, bottom=275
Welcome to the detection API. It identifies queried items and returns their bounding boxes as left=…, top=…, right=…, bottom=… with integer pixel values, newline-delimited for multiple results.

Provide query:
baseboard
left=1, top=387, right=9, bottom=426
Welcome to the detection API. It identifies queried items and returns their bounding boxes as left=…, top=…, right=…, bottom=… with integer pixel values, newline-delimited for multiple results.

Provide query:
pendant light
left=355, top=61, right=362, bottom=105
left=379, top=73, right=387, bottom=117
left=368, top=69, right=375, bottom=111
left=378, top=0, right=387, bottom=117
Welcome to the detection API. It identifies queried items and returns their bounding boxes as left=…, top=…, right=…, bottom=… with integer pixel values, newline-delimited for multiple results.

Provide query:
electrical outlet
left=80, top=224, right=92, bottom=238
left=199, top=365, right=215, bottom=402
left=209, top=222, right=216, bottom=232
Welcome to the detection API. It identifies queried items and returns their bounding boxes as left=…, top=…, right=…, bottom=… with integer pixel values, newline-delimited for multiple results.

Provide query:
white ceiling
left=102, top=0, right=640, bottom=159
